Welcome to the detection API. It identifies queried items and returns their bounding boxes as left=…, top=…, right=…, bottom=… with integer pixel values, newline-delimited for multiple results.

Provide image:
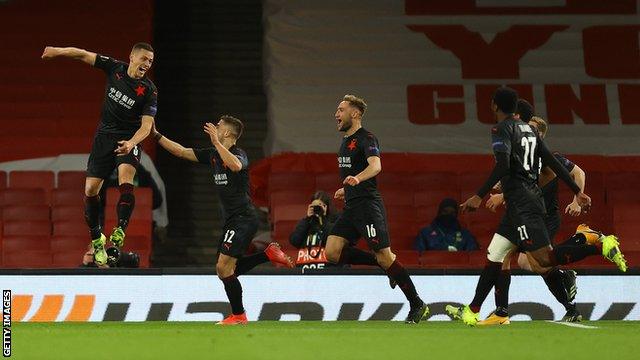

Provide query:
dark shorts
left=218, top=211, right=259, bottom=258
left=87, top=133, right=141, bottom=179
left=329, top=198, right=390, bottom=251
left=545, top=212, right=562, bottom=242
left=497, top=192, right=550, bottom=252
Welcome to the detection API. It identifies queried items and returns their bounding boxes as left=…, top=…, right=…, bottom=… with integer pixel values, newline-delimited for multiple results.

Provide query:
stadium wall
left=3, top=272, right=639, bottom=322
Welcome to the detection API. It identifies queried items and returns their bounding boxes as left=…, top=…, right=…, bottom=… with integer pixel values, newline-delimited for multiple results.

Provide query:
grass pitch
left=11, top=321, right=640, bottom=360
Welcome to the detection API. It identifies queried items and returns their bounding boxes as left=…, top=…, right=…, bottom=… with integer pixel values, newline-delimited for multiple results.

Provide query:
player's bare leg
left=216, top=254, right=247, bottom=325
left=84, top=176, right=107, bottom=265
left=109, top=163, right=136, bottom=248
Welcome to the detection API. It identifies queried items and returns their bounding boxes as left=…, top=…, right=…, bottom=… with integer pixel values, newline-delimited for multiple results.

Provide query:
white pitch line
left=545, top=321, right=599, bottom=329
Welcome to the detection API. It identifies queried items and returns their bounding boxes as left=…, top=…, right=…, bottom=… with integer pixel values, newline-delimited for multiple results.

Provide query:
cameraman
left=289, top=191, right=338, bottom=270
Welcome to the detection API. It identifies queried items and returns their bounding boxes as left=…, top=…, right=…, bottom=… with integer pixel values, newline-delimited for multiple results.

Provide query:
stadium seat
left=2, top=220, right=51, bottom=237
left=414, top=190, right=459, bottom=207
left=415, top=206, right=439, bottom=224
left=388, top=220, right=420, bottom=249
left=377, top=173, right=415, bottom=191
left=385, top=206, right=417, bottom=223
left=51, top=206, right=85, bottom=222
left=0, top=189, right=47, bottom=206
left=57, top=171, right=86, bottom=190
left=315, top=173, right=341, bottom=193
left=273, top=220, right=298, bottom=244
left=269, top=191, right=310, bottom=206
left=272, top=204, right=308, bottom=223
left=52, top=251, right=84, bottom=268
left=51, top=235, right=90, bottom=253
left=53, top=220, right=89, bottom=237
left=1, top=205, right=50, bottom=221
left=379, top=189, right=414, bottom=206
left=394, top=250, right=420, bottom=267
left=9, top=171, right=55, bottom=194
left=420, top=251, right=470, bottom=268
left=411, top=172, right=459, bottom=191
left=51, top=189, right=84, bottom=206
left=104, top=219, right=152, bottom=238
left=268, top=173, right=315, bottom=193
left=1, top=235, right=51, bottom=252
left=0, top=171, right=6, bottom=189
left=2, top=250, right=52, bottom=268
left=105, top=187, right=153, bottom=221
left=123, top=235, right=152, bottom=251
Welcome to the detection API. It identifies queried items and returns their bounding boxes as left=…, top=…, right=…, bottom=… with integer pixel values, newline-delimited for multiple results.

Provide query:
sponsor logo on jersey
left=338, top=156, right=352, bottom=168
left=214, top=173, right=228, bottom=185
left=108, top=87, right=136, bottom=109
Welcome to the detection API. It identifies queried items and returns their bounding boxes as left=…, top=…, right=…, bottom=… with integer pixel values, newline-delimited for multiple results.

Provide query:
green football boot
left=109, top=226, right=126, bottom=248
left=92, top=234, right=108, bottom=266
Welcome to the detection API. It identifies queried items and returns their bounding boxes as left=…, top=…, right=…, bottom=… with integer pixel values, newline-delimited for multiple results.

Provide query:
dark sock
left=116, top=183, right=135, bottom=230
left=235, top=252, right=269, bottom=276
left=221, top=274, right=244, bottom=315
left=470, top=261, right=502, bottom=313
left=551, top=244, right=599, bottom=265
left=386, top=260, right=423, bottom=308
left=543, top=268, right=572, bottom=311
left=494, top=270, right=511, bottom=316
left=84, top=195, right=102, bottom=240
left=339, top=247, right=379, bottom=266
left=558, top=233, right=587, bottom=246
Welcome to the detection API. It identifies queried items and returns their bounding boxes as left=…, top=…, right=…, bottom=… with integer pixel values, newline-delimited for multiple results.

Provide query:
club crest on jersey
left=338, top=156, right=352, bottom=168
left=347, top=139, right=357, bottom=151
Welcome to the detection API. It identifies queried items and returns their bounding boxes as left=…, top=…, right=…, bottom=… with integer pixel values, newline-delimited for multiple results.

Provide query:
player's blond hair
left=342, top=94, right=367, bottom=116
left=529, top=116, right=548, bottom=138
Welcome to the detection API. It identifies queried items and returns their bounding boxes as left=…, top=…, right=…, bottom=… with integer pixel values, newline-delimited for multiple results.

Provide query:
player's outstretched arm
left=565, top=164, right=586, bottom=216
left=343, top=156, right=381, bottom=186
left=153, top=126, right=198, bottom=162
left=41, top=46, right=97, bottom=65
left=538, top=139, right=591, bottom=209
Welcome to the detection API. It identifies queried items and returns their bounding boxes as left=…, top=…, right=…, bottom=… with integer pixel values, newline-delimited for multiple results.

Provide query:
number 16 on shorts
left=366, top=224, right=377, bottom=238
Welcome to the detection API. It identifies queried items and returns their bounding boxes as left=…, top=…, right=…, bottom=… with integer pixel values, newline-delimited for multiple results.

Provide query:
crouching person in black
left=289, top=191, right=338, bottom=270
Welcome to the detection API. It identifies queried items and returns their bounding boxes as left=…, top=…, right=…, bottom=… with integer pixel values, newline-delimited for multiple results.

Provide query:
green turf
left=10, top=321, right=640, bottom=360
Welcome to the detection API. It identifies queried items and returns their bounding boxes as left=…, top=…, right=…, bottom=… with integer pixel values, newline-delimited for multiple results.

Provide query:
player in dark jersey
left=445, top=87, right=626, bottom=326
left=325, top=95, right=429, bottom=324
left=152, top=115, right=294, bottom=325
left=42, top=43, right=158, bottom=265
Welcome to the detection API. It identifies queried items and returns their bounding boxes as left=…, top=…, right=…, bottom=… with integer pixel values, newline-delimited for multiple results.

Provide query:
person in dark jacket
left=289, top=191, right=338, bottom=269
left=415, top=198, right=478, bottom=252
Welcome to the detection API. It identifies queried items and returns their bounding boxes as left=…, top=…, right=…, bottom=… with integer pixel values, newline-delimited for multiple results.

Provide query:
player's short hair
left=492, top=87, right=518, bottom=114
left=132, top=42, right=154, bottom=53
left=516, top=99, right=535, bottom=122
left=342, top=94, right=367, bottom=116
left=220, top=115, right=244, bottom=139
left=529, top=116, right=548, bottom=137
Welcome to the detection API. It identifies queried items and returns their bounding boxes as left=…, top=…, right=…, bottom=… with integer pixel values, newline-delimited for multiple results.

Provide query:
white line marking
left=545, top=321, right=599, bottom=329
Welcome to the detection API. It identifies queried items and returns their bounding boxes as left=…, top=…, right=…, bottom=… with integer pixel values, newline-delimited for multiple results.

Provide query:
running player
left=325, top=95, right=429, bottom=324
left=152, top=115, right=294, bottom=325
left=481, top=114, right=599, bottom=324
left=446, top=87, right=625, bottom=326
left=42, top=43, right=158, bottom=265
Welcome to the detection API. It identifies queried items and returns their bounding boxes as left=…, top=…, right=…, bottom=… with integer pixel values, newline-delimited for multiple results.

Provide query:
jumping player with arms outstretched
left=42, top=43, right=158, bottom=265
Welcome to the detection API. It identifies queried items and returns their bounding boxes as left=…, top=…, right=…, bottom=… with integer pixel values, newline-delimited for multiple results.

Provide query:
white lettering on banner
left=264, top=0, right=640, bottom=155
left=2, top=275, right=639, bottom=322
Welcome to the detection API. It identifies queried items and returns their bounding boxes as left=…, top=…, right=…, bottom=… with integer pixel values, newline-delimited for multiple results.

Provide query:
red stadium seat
left=414, top=190, right=459, bottom=207
left=8, top=171, right=54, bottom=191
left=411, top=172, right=459, bottom=191
left=269, top=191, right=310, bottom=206
left=0, top=189, right=47, bottom=206
left=388, top=220, right=420, bottom=250
left=268, top=173, right=315, bottom=193
left=272, top=204, right=307, bottom=223
left=379, top=189, right=414, bottom=206
left=51, top=189, right=84, bottom=206
left=0, top=171, right=6, bottom=189
left=104, top=219, right=152, bottom=238
left=123, top=235, right=152, bottom=251
left=395, top=250, right=420, bottom=267
left=377, top=173, right=415, bottom=191
left=57, top=171, right=86, bottom=190
left=52, top=251, right=84, bottom=268
left=51, top=206, right=85, bottom=222
left=1, top=205, right=50, bottom=221
left=51, top=235, right=90, bottom=252
left=2, top=221, right=51, bottom=237
left=2, top=250, right=52, bottom=268
left=273, top=220, right=298, bottom=244
left=420, top=251, right=470, bottom=268
left=2, top=236, right=50, bottom=252
left=53, top=220, right=89, bottom=237
left=385, top=206, right=417, bottom=223
left=315, top=173, right=341, bottom=193
left=613, top=223, right=640, bottom=251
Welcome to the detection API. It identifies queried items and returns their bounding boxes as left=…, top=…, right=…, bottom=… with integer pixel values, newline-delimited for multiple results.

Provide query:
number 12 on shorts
left=365, top=224, right=376, bottom=238
left=517, top=225, right=529, bottom=241
left=223, top=230, right=235, bottom=243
